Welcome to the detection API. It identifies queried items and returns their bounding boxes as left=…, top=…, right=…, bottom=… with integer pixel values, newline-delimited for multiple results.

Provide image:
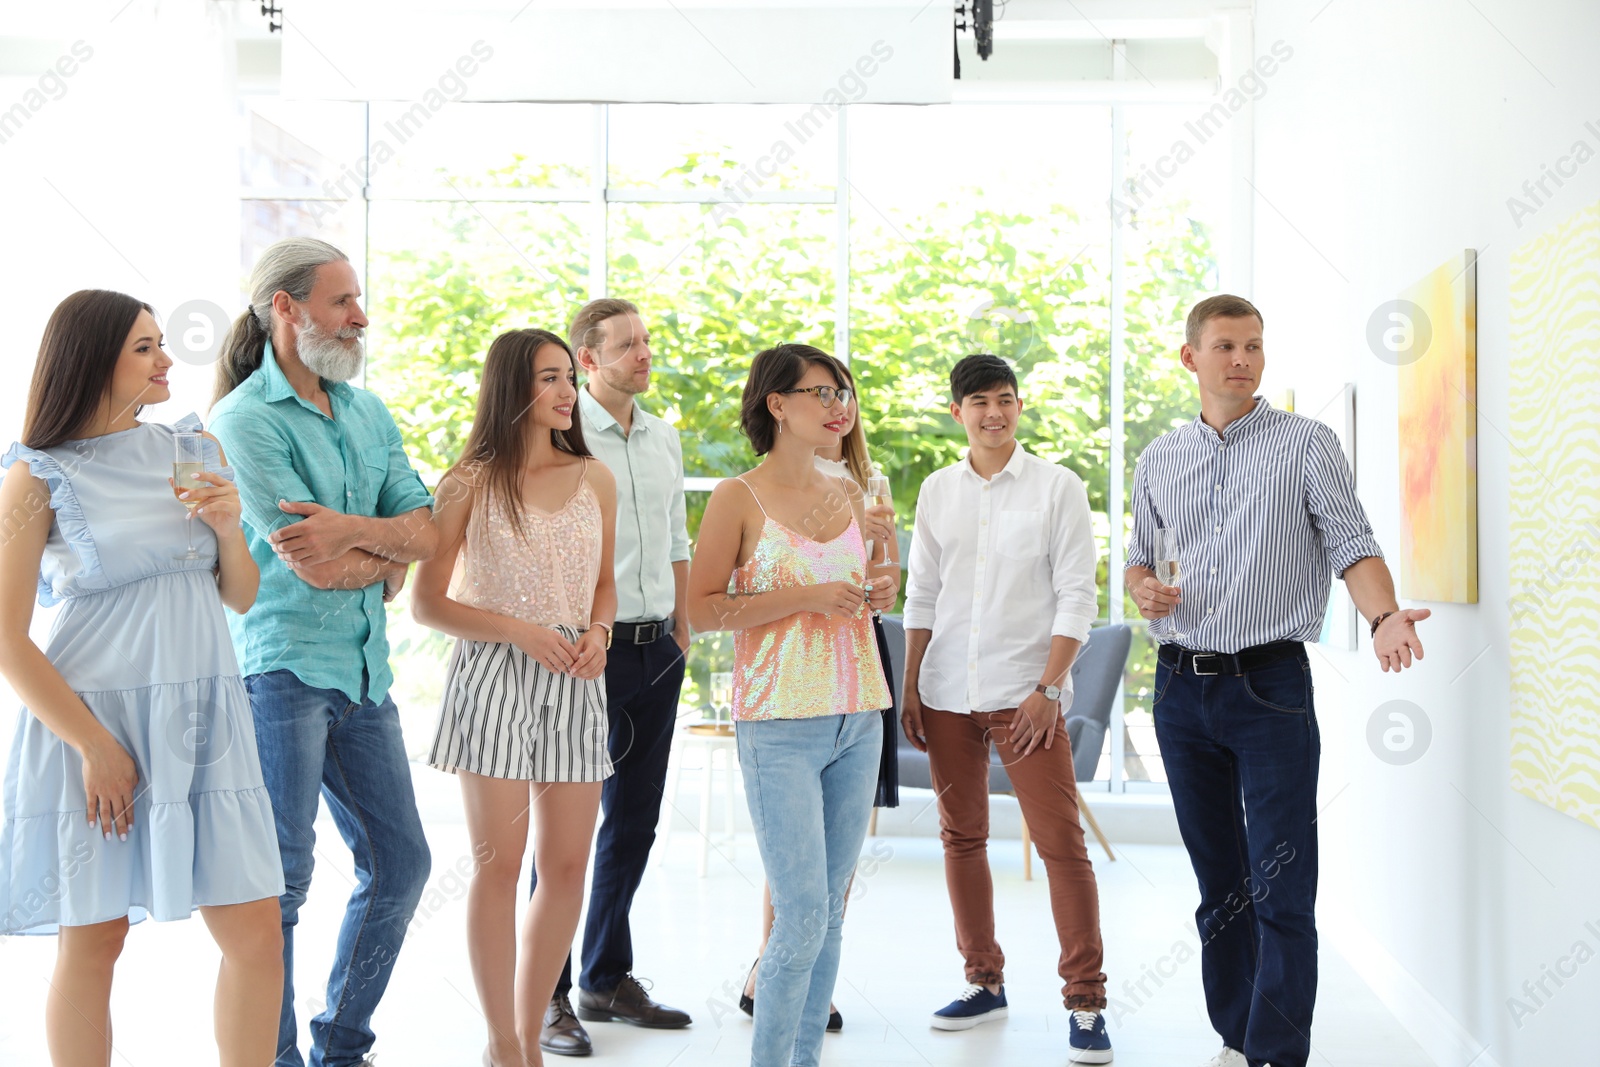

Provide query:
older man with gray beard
left=209, top=237, right=439, bottom=1067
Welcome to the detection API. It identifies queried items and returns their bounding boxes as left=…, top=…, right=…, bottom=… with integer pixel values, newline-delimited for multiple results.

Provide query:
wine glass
left=710, top=671, right=734, bottom=724
left=1154, top=526, right=1186, bottom=642
left=172, top=432, right=205, bottom=560
left=864, top=472, right=892, bottom=615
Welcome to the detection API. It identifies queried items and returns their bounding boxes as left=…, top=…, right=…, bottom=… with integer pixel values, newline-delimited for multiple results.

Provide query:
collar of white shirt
left=958, top=441, right=1030, bottom=483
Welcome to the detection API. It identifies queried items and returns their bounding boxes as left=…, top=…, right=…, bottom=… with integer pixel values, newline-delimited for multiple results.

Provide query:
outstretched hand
left=1374, top=608, right=1430, bottom=672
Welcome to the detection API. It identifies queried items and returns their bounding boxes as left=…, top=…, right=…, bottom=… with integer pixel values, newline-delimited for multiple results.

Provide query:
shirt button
left=1214, top=525, right=1221, bottom=533
left=1211, top=566, right=1217, bottom=575
left=1214, top=484, right=1222, bottom=491
left=1208, top=608, right=1215, bottom=615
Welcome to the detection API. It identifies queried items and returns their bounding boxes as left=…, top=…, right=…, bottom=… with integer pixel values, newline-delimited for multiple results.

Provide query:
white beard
left=297, top=319, right=366, bottom=382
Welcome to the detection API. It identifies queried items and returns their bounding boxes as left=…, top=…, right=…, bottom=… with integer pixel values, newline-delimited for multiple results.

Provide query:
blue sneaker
left=930, top=983, right=1008, bottom=1031
left=1066, top=1009, right=1113, bottom=1063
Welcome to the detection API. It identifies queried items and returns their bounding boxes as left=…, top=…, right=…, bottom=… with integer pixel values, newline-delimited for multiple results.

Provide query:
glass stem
left=186, top=511, right=196, bottom=553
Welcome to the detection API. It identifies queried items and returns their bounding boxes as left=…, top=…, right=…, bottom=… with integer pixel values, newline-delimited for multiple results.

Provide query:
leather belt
left=1159, top=640, right=1303, bottom=677
left=614, top=617, right=674, bottom=645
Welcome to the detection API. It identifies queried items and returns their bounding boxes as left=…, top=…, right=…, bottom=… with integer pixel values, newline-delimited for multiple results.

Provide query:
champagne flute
left=172, top=432, right=205, bottom=560
left=864, top=472, right=892, bottom=615
left=1154, top=527, right=1185, bottom=641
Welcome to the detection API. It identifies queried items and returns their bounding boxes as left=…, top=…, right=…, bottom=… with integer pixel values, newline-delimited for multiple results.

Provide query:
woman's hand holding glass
left=173, top=471, right=243, bottom=536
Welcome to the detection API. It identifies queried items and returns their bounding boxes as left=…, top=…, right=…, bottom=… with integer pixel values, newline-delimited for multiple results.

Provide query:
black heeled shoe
left=827, top=1007, right=843, bottom=1032
left=740, top=958, right=757, bottom=1016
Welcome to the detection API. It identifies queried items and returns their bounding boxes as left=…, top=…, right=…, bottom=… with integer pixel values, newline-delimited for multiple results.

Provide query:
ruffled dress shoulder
left=0, top=414, right=283, bottom=933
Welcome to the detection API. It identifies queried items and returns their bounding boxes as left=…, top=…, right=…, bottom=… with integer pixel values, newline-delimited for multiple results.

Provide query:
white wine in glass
left=173, top=433, right=205, bottom=560
left=1154, top=527, right=1186, bottom=641
left=864, top=472, right=892, bottom=615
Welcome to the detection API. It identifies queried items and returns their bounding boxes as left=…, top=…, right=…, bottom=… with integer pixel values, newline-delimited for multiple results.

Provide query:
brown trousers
left=923, top=706, right=1108, bottom=1009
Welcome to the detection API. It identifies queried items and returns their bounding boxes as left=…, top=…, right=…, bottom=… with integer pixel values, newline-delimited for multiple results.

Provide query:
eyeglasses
left=779, top=385, right=853, bottom=407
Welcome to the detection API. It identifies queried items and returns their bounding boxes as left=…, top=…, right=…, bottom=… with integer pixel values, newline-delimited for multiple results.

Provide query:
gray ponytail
left=212, top=237, right=349, bottom=407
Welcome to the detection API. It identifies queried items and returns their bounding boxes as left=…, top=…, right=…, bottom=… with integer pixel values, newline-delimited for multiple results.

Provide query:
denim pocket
left=1242, top=658, right=1309, bottom=713
left=1152, top=658, right=1176, bottom=705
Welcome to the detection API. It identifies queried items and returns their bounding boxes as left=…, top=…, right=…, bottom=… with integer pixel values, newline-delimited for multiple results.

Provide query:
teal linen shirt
left=208, top=342, right=433, bottom=703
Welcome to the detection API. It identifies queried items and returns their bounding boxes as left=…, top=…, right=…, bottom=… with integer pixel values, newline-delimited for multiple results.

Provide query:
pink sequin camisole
left=729, top=476, right=891, bottom=722
left=455, top=460, right=602, bottom=630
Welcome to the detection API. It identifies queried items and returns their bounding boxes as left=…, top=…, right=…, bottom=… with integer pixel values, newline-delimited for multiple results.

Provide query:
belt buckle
left=1191, top=654, right=1220, bottom=677
left=633, top=622, right=659, bottom=645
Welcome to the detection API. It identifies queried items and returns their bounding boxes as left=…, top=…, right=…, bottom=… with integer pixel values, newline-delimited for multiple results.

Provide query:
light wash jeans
left=736, top=711, right=880, bottom=1067
left=245, top=669, right=432, bottom=1067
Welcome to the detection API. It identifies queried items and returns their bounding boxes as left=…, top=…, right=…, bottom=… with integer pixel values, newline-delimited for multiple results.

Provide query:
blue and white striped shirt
left=1126, top=398, right=1383, bottom=653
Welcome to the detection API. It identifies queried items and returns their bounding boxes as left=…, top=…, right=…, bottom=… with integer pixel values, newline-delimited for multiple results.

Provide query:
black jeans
left=532, top=629, right=686, bottom=994
left=1153, top=644, right=1320, bottom=1067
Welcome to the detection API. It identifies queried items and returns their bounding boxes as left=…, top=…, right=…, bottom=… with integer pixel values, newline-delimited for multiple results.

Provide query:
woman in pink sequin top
left=412, top=329, right=618, bottom=1067
left=688, top=344, right=897, bottom=1067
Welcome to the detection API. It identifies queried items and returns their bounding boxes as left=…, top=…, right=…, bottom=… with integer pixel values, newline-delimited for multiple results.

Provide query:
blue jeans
left=1152, top=646, right=1320, bottom=1067
left=245, top=669, right=433, bottom=1067
left=737, top=711, right=880, bottom=1067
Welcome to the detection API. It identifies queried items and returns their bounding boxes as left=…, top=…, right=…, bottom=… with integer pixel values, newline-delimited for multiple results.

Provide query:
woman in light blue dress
left=0, top=290, right=286, bottom=1066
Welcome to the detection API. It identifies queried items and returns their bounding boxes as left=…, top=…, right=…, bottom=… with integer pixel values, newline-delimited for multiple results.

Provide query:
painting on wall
left=1397, top=250, right=1478, bottom=603
left=1510, top=202, right=1600, bottom=830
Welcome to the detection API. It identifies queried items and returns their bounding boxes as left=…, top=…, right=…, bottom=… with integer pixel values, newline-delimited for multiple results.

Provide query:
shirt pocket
left=996, top=509, right=1045, bottom=560
left=360, top=445, right=390, bottom=508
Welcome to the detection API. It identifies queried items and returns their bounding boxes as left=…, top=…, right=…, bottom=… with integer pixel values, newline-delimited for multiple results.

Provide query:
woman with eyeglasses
left=736, top=357, right=900, bottom=1033
left=688, top=343, right=896, bottom=1067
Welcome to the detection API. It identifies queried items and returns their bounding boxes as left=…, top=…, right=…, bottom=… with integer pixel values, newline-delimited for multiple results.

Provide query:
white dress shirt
left=578, top=387, right=690, bottom=623
left=903, top=444, right=1099, bottom=714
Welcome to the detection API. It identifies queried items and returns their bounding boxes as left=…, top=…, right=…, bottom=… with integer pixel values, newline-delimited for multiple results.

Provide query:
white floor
left=0, top=765, right=1435, bottom=1067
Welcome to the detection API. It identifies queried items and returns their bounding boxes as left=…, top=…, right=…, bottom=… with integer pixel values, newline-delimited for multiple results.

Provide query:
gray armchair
left=879, top=617, right=1131, bottom=872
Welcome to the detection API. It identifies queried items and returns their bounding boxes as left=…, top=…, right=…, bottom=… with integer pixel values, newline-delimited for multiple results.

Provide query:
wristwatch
left=1035, top=683, right=1061, bottom=701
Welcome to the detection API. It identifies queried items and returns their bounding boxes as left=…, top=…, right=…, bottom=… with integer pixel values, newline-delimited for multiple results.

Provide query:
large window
left=238, top=98, right=1228, bottom=792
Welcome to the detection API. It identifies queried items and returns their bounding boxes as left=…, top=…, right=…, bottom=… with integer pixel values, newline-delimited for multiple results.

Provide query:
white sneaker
left=1200, top=1049, right=1247, bottom=1067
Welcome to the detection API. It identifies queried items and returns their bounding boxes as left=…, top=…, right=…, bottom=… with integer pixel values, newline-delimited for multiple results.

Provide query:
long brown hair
left=827, top=356, right=874, bottom=490
left=448, top=329, right=591, bottom=537
left=24, top=289, right=153, bottom=450
left=213, top=237, right=348, bottom=407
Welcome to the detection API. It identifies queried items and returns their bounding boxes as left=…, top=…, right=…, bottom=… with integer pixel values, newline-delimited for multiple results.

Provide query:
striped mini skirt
left=426, top=629, right=612, bottom=783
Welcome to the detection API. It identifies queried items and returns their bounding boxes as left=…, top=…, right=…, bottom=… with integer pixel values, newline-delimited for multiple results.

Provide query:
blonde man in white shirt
left=901, top=353, right=1112, bottom=1064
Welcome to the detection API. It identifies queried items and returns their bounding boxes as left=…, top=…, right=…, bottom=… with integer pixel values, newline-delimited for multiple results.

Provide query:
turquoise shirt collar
left=258, top=337, right=356, bottom=408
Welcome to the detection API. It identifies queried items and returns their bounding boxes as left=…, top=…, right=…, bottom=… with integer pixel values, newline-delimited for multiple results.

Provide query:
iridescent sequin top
left=729, top=477, right=891, bottom=721
left=456, top=461, right=601, bottom=629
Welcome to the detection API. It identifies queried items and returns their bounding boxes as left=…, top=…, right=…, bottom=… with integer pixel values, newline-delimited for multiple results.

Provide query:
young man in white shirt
left=901, top=353, right=1113, bottom=1064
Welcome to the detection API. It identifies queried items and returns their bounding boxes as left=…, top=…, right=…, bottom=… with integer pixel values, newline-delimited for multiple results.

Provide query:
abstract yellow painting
left=1510, top=202, right=1600, bottom=829
left=1397, top=250, right=1478, bottom=603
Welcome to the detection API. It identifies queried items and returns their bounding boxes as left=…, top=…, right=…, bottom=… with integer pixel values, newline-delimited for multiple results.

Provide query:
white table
left=659, top=721, right=741, bottom=877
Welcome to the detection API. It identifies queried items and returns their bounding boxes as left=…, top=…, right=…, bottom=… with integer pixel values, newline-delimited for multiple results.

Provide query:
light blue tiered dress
left=0, top=414, right=284, bottom=933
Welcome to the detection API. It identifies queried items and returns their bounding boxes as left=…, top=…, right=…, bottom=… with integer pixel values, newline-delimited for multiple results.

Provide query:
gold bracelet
left=593, top=621, right=614, bottom=649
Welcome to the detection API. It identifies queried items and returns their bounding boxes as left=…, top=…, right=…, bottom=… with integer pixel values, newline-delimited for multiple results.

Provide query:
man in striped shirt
left=1125, top=295, right=1429, bottom=1067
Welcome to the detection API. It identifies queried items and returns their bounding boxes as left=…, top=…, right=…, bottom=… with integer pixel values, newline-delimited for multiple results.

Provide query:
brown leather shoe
left=577, top=974, right=692, bottom=1029
left=539, top=993, right=593, bottom=1057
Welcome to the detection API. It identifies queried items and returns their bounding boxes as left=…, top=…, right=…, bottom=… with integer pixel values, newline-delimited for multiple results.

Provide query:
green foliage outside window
left=367, top=151, right=1213, bottom=779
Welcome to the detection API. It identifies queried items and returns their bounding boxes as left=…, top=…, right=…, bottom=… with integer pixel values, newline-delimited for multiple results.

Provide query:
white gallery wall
left=0, top=0, right=238, bottom=434
left=1251, top=1, right=1600, bottom=1064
